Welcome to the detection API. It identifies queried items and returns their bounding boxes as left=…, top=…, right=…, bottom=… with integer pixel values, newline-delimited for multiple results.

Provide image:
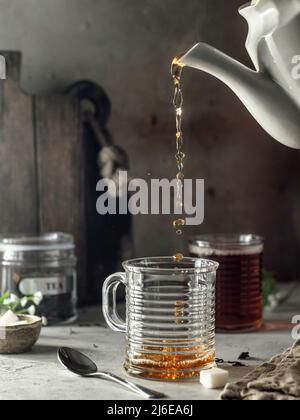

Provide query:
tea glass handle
left=102, top=272, right=127, bottom=333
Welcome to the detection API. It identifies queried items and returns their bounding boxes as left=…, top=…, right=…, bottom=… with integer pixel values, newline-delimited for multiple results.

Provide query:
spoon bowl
left=58, top=347, right=98, bottom=376
left=57, top=347, right=166, bottom=399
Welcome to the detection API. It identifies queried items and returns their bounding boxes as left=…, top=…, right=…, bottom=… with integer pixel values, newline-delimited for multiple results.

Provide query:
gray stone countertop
left=0, top=285, right=299, bottom=400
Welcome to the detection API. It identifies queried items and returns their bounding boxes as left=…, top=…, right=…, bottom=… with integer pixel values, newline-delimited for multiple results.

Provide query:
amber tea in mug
left=189, top=235, right=264, bottom=332
left=102, top=257, right=218, bottom=381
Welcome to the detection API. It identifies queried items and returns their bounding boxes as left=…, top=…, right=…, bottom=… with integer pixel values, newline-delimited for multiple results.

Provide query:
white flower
left=3, top=298, right=12, bottom=305
left=10, top=294, right=19, bottom=304
left=3, top=293, right=19, bottom=306
left=20, top=297, right=28, bottom=308
left=33, top=292, right=43, bottom=306
left=28, top=305, right=36, bottom=315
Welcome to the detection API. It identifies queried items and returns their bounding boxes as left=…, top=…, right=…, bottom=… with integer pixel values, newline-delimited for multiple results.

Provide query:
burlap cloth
left=220, top=339, right=300, bottom=400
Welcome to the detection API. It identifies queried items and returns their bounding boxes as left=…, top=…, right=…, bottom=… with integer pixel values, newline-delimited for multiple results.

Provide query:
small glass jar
left=0, top=233, right=77, bottom=324
left=189, top=234, right=264, bottom=332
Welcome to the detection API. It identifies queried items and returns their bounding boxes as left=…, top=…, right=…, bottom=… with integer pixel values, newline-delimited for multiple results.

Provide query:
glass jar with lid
left=0, top=233, right=77, bottom=324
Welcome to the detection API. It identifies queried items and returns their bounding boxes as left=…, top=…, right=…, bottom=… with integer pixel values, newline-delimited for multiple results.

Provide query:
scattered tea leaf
left=238, top=352, right=250, bottom=361
left=230, top=361, right=247, bottom=367
left=216, top=358, right=248, bottom=367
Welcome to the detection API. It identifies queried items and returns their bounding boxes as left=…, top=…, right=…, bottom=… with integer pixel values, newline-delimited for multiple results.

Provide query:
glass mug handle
left=102, top=272, right=127, bottom=333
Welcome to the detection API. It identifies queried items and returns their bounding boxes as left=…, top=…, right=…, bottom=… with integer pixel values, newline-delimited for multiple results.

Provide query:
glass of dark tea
left=189, top=234, right=264, bottom=332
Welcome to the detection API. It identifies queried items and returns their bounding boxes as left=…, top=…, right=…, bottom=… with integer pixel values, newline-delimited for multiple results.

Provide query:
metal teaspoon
left=57, top=347, right=166, bottom=399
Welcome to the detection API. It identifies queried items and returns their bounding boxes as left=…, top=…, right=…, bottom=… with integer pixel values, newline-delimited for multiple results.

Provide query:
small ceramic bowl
left=0, top=315, right=43, bottom=354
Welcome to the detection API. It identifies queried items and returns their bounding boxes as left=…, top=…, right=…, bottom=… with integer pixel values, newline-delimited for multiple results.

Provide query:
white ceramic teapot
left=179, top=0, right=300, bottom=149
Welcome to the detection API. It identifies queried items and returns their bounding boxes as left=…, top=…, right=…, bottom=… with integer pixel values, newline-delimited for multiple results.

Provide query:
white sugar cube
left=200, top=367, right=229, bottom=389
left=0, top=310, right=19, bottom=327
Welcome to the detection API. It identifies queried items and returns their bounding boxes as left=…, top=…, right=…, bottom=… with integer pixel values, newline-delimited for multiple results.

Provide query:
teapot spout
left=180, top=43, right=300, bottom=149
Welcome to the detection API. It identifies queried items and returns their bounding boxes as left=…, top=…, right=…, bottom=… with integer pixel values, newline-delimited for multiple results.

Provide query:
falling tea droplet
left=173, top=253, right=184, bottom=263
left=176, top=172, right=184, bottom=181
left=173, top=219, right=186, bottom=230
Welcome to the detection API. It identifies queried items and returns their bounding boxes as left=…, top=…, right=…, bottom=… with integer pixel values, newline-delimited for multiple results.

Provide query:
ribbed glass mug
left=102, top=257, right=218, bottom=381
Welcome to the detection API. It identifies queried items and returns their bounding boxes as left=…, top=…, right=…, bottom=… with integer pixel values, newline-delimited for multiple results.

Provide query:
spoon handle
left=95, top=372, right=166, bottom=399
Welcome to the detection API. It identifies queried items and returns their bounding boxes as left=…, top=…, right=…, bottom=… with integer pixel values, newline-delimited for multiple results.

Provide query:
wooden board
left=35, top=95, right=86, bottom=301
left=0, top=52, right=87, bottom=303
left=0, top=52, right=38, bottom=233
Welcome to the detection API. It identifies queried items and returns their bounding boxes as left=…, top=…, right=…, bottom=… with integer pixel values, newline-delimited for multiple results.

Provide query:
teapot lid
left=239, top=0, right=280, bottom=70
left=239, top=0, right=300, bottom=71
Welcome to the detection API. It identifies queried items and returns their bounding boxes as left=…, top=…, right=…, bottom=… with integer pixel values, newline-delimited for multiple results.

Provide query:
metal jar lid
left=0, top=233, right=75, bottom=252
left=189, top=234, right=264, bottom=256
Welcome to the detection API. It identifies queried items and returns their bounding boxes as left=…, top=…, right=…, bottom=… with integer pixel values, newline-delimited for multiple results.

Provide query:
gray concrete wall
left=0, top=0, right=299, bottom=281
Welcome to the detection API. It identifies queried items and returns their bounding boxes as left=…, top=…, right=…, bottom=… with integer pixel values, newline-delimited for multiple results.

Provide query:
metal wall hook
left=67, top=81, right=129, bottom=179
